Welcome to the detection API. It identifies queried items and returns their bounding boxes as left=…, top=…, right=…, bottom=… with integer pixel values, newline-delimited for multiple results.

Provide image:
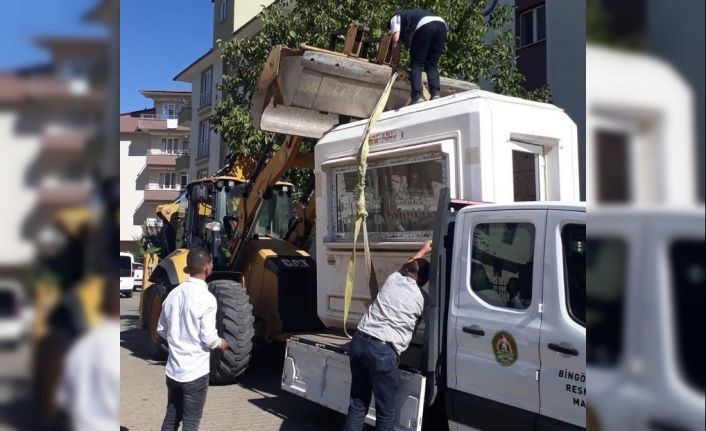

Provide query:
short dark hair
left=185, top=247, right=212, bottom=274
left=402, top=258, right=431, bottom=285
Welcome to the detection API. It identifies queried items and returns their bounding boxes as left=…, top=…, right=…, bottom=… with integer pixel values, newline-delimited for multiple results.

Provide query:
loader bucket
left=251, top=45, right=478, bottom=138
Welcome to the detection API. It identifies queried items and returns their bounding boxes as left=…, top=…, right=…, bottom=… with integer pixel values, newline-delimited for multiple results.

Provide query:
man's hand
left=218, top=338, right=228, bottom=352
left=409, top=239, right=433, bottom=261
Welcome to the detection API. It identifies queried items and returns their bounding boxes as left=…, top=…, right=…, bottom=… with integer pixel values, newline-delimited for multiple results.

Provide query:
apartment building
left=120, top=90, right=190, bottom=253
left=0, top=37, right=106, bottom=278
left=174, top=0, right=275, bottom=181
left=493, top=0, right=586, bottom=199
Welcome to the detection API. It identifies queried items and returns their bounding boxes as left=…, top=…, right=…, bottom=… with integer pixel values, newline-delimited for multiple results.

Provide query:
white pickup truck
left=280, top=90, right=586, bottom=430
left=283, top=195, right=586, bottom=430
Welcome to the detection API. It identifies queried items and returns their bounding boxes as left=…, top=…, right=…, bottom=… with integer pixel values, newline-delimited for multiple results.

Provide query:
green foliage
left=586, top=0, right=645, bottom=50
left=212, top=0, right=547, bottom=194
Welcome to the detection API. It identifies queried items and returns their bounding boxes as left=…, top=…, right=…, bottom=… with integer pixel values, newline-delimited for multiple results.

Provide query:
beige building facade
left=174, top=0, right=275, bottom=181
left=120, top=90, right=190, bottom=253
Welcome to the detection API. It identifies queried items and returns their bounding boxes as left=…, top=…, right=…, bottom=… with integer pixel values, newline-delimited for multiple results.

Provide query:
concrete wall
left=646, top=0, right=705, bottom=201
left=120, top=132, right=148, bottom=242
left=0, top=111, right=39, bottom=267
left=545, top=0, right=586, bottom=200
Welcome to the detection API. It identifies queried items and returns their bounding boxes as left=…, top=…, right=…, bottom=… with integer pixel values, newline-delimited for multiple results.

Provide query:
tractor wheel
left=144, top=283, right=168, bottom=360
left=208, top=279, right=255, bottom=385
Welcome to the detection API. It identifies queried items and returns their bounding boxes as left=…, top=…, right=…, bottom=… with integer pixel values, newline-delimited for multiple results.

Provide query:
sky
left=120, top=1, right=213, bottom=113
left=0, top=0, right=106, bottom=69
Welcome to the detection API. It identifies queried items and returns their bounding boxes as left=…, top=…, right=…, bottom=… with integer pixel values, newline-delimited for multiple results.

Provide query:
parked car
left=0, top=280, right=32, bottom=349
left=120, top=252, right=134, bottom=298
left=133, top=262, right=144, bottom=291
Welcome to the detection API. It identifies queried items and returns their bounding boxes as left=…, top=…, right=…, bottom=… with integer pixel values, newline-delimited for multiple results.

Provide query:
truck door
left=538, top=210, right=586, bottom=429
left=447, top=208, right=546, bottom=431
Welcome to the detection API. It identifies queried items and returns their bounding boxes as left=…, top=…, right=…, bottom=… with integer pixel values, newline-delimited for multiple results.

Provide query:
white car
left=133, top=262, right=144, bottom=291
left=0, top=280, right=32, bottom=348
left=120, top=252, right=135, bottom=298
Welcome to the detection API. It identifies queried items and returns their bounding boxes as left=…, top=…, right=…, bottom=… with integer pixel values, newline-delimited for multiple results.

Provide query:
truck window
left=562, top=224, right=586, bottom=325
left=586, top=238, right=626, bottom=367
left=670, top=239, right=705, bottom=392
left=332, top=154, right=446, bottom=241
left=470, top=223, right=535, bottom=309
left=120, top=255, right=132, bottom=278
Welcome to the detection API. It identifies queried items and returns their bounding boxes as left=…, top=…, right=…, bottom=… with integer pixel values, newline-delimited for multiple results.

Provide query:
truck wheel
left=208, top=279, right=255, bottom=385
left=144, top=283, right=168, bottom=360
left=125, top=290, right=133, bottom=298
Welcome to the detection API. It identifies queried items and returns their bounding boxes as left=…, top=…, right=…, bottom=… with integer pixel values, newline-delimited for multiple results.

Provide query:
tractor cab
left=182, top=176, right=295, bottom=270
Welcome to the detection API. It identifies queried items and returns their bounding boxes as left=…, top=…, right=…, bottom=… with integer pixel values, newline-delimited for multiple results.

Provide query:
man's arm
left=157, top=306, right=168, bottom=339
left=408, top=240, right=432, bottom=262
left=200, top=299, right=228, bottom=351
left=390, top=32, right=401, bottom=66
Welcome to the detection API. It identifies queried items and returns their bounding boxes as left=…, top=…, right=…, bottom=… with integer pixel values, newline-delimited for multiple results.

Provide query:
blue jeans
left=343, top=331, right=400, bottom=431
left=161, top=374, right=209, bottom=431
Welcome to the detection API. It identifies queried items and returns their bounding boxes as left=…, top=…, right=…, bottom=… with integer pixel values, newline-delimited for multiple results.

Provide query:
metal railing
left=140, top=114, right=180, bottom=120
left=146, top=148, right=189, bottom=156
left=145, top=183, right=182, bottom=191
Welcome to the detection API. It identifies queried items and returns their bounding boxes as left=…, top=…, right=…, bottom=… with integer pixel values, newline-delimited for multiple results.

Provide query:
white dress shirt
left=157, top=277, right=221, bottom=382
left=56, top=319, right=120, bottom=431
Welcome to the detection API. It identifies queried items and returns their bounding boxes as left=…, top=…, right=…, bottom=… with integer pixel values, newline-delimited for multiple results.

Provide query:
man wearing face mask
left=343, top=240, right=432, bottom=431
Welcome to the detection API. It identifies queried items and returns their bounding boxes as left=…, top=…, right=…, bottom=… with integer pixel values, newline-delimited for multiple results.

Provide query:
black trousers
left=409, top=21, right=448, bottom=101
left=161, top=374, right=209, bottom=431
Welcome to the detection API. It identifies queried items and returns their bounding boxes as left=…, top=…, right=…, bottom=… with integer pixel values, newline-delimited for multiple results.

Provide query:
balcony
left=144, top=183, right=181, bottom=201
left=145, top=149, right=188, bottom=166
left=176, top=152, right=190, bottom=172
left=41, top=131, right=88, bottom=153
left=178, top=105, right=192, bottom=126
left=37, top=178, right=93, bottom=206
left=137, top=116, right=188, bottom=132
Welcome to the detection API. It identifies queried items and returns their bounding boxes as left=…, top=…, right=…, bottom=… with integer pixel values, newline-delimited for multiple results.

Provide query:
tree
left=212, top=0, right=547, bottom=193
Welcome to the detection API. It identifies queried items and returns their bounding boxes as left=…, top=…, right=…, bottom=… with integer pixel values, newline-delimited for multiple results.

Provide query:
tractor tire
left=143, top=283, right=168, bottom=361
left=125, top=290, right=133, bottom=298
left=208, top=279, right=255, bottom=385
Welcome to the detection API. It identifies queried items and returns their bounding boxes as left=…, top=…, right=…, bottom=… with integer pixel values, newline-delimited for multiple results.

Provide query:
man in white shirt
left=157, top=248, right=227, bottom=431
left=343, top=240, right=432, bottom=431
left=56, top=282, right=120, bottom=431
left=388, top=9, right=448, bottom=104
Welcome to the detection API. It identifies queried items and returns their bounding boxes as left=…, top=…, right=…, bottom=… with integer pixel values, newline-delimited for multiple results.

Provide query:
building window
left=159, top=172, right=177, bottom=189
left=220, top=0, right=228, bottom=22
left=162, top=137, right=180, bottom=154
left=180, top=173, right=188, bottom=188
left=198, top=169, right=209, bottom=179
left=200, top=68, right=213, bottom=108
left=162, top=103, right=181, bottom=119
left=198, top=120, right=210, bottom=159
left=518, top=4, right=546, bottom=48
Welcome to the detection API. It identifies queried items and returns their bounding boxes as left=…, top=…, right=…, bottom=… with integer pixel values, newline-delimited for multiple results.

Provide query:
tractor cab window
left=255, top=185, right=294, bottom=239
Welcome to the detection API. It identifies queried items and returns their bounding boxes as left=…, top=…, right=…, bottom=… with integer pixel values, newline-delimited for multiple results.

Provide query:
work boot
left=409, top=97, right=424, bottom=105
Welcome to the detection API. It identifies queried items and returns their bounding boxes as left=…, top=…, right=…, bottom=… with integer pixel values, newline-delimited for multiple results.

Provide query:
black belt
left=356, top=331, right=398, bottom=357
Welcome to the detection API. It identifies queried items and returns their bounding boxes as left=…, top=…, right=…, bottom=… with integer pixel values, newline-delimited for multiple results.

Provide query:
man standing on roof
left=343, top=240, right=432, bottom=431
left=389, top=9, right=448, bottom=105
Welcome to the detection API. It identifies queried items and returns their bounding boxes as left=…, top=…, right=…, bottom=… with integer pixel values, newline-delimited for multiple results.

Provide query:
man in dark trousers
left=389, top=9, right=448, bottom=104
left=157, top=248, right=228, bottom=431
left=343, top=240, right=432, bottom=431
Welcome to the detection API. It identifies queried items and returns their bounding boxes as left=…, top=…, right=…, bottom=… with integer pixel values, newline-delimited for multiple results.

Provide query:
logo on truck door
left=492, top=331, right=518, bottom=366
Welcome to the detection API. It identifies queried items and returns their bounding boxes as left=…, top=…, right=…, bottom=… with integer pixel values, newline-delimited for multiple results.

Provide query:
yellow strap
left=343, top=72, right=398, bottom=337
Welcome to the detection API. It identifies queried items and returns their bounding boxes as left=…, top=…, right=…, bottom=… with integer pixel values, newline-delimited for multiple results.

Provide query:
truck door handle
left=462, top=326, right=485, bottom=336
left=548, top=343, right=579, bottom=356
